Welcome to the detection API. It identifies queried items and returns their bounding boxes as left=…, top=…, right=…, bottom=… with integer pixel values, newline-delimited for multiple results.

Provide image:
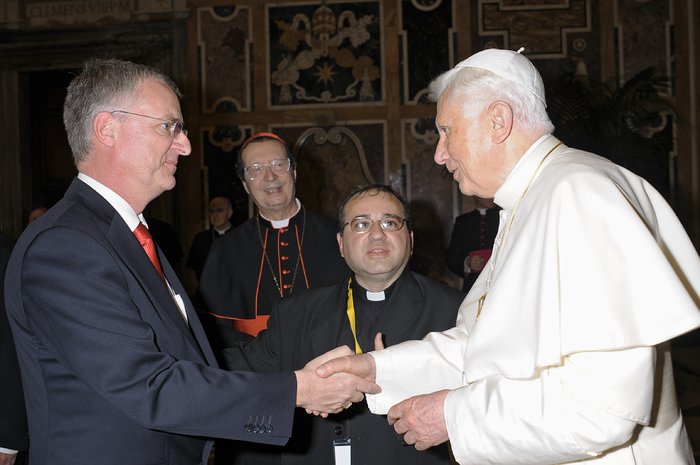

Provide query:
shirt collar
left=78, top=172, right=144, bottom=232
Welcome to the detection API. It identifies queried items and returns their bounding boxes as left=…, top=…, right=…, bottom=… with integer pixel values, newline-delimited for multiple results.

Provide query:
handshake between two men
left=293, top=334, right=451, bottom=453
left=293, top=334, right=383, bottom=417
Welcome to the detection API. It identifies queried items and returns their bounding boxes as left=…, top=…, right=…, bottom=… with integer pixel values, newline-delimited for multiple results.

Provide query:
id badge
left=333, top=437, right=351, bottom=465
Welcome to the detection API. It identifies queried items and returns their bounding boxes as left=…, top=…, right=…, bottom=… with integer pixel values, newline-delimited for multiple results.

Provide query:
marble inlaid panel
left=270, top=124, right=386, bottom=220
left=474, top=0, right=600, bottom=95
left=197, top=6, right=252, bottom=113
left=477, top=0, right=592, bottom=58
left=267, top=1, right=383, bottom=107
left=617, top=0, right=670, bottom=84
left=399, top=0, right=454, bottom=104
left=402, top=118, right=459, bottom=288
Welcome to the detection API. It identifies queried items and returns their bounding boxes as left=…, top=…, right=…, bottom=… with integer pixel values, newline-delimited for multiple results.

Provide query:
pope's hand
left=295, top=346, right=380, bottom=417
left=388, top=390, right=450, bottom=451
left=315, top=349, right=377, bottom=385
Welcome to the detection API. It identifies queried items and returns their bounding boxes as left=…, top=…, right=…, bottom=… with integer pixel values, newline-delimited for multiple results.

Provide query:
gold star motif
left=315, top=62, right=337, bottom=85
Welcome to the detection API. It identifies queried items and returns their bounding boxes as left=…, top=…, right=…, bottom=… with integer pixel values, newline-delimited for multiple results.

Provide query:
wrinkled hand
left=315, top=349, right=377, bottom=384
left=0, top=451, right=17, bottom=465
left=388, top=390, right=450, bottom=451
left=295, top=346, right=380, bottom=417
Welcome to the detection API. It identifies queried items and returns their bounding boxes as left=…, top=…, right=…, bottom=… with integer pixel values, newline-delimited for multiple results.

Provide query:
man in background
left=26, top=206, right=48, bottom=225
left=223, top=184, right=462, bottom=465
left=200, top=132, right=348, bottom=347
left=445, top=196, right=499, bottom=292
left=187, top=196, right=234, bottom=281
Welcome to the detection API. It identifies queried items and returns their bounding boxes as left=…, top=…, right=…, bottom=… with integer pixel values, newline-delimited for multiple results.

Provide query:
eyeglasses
left=243, top=159, right=291, bottom=181
left=343, top=215, right=409, bottom=234
left=110, top=110, right=188, bottom=138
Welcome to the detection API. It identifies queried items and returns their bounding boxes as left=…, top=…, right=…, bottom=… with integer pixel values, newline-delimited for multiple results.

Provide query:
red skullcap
left=240, top=132, right=288, bottom=151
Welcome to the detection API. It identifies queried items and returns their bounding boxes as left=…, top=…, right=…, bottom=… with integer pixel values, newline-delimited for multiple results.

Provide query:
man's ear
left=242, top=180, right=250, bottom=194
left=489, top=101, right=513, bottom=144
left=93, top=111, right=117, bottom=148
left=336, top=232, right=345, bottom=258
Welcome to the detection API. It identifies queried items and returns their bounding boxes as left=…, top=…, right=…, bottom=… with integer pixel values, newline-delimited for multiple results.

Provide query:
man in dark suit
left=0, top=232, right=27, bottom=465
left=223, top=185, right=463, bottom=465
left=4, top=58, right=378, bottom=465
left=445, top=196, right=499, bottom=292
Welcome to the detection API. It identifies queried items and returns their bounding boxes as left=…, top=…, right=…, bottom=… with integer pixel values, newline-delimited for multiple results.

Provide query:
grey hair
left=63, top=58, right=182, bottom=164
left=428, top=66, right=554, bottom=135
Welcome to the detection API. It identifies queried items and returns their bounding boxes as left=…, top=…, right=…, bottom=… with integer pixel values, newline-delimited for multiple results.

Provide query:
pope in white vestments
left=318, top=48, right=700, bottom=465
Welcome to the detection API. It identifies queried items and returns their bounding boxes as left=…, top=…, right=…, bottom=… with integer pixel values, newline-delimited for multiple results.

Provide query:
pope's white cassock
left=366, top=135, right=700, bottom=465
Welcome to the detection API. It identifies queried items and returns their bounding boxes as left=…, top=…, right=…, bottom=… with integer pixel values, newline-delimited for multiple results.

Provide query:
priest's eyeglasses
left=343, top=215, right=408, bottom=234
left=110, top=110, right=188, bottom=138
left=244, top=159, right=292, bottom=181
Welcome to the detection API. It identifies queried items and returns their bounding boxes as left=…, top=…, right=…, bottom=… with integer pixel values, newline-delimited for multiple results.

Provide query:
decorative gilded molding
left=294, top=126, right=377, bottom=184
left=204, top=124, right=251, bottom=153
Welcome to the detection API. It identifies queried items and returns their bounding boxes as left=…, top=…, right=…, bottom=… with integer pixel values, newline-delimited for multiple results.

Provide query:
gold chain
left=477, top=142, right=563, bottom=319
left=256, top=208, right=306, bottom=297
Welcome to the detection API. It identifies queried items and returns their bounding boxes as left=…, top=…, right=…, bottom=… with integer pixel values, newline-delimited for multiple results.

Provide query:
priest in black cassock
left=200, top=133, right=348, bottom=348
left=222, top=185, right=463, bottom=465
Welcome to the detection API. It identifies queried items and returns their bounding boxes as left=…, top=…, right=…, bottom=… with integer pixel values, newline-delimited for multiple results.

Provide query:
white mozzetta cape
left=367, top=135, right=700, bottom=464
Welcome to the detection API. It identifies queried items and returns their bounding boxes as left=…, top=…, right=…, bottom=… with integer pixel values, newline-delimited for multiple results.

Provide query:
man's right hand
left=295, top=346, right=380, bottom=417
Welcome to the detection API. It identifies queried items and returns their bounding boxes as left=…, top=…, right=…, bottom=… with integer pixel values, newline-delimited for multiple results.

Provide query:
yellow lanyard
left=346, top=278, right=363, bottom=354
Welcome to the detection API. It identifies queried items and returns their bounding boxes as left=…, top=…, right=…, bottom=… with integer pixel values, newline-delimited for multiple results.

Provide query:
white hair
left=428, top=66, right=554, bottom=135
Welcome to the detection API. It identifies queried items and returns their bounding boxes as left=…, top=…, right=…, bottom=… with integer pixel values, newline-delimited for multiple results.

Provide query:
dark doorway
left=27, top=69, right=78, bottom=212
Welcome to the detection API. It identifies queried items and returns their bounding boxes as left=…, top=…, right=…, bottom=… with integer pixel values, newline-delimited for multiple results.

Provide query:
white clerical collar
left=494, top=134, right=559, bottom=211
left=78, top=172, right=144, bottom=231
left=260, top=198, right=301, bottom=229
left=366, top=290, right=386, bottom=301
left=214, top=225, right=231, bottom=235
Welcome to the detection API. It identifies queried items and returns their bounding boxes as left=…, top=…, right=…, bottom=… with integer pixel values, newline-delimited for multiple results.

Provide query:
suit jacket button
left=245, top=424, right=253, bottom=432
left=266, top=425, right=274, bottom=433
left=334, top=425, right=343, bottom=435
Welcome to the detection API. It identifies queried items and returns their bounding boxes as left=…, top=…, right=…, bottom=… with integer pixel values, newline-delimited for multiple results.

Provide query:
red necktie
left=134, top=223, right=165, bottom=282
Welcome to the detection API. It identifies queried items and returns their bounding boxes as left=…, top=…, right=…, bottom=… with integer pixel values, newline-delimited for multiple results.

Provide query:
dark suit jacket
left=4, top=179, right=296, bottom=465
left=223, top=270, right=464, bottom=465
left=446, top=207, right=500, bottom=292
left=0, top=232, right=29, bottom=459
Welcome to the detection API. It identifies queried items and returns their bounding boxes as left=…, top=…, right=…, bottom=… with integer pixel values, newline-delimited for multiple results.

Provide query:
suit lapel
left=68, top=179, right=206, bottom=360
left=161, top=257, right=217, bottom=366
